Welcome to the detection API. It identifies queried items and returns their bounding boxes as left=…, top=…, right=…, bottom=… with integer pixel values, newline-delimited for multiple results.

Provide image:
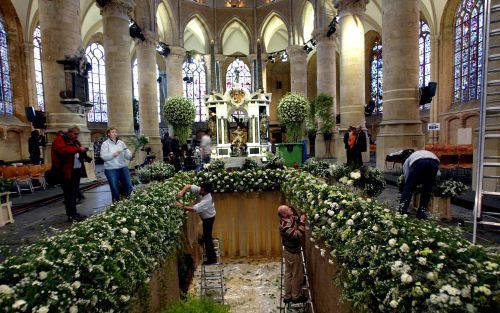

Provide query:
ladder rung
left=485, top=156, right=500, bottom=159
left=484, top=175, right=500, bottom=179
left=483, top=162, right=500, bottom=168
left=482, top=190, right=500, bottom=196
left=487, top=80, right=500, bottom=86
left=491, top=29, right=500, bottom=36
left=490, top=53, right=500, bottom=60
left=484, top=134, right=500, bottom=138
left=486, top=105, right=500, bottom=111
left=472, top=220, right=500, bottom=227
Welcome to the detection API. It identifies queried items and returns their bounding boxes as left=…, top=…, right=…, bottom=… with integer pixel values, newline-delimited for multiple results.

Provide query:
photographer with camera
left=100, top=127, right=134, bottom=203
left=51, top=126, right=91, bottom=222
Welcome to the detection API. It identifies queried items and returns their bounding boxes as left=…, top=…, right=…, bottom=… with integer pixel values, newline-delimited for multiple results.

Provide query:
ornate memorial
left=204, top=88, right=271, bottom=157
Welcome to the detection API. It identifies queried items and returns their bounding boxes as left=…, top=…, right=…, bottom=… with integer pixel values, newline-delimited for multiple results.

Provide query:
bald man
left=278, top=205, right=307, bottom=304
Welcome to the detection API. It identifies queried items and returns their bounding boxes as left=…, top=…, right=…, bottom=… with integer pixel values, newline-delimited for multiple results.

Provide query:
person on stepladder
left=278, top=205, right=308, bottom=304
left=176, top=182, right=217, bottom=265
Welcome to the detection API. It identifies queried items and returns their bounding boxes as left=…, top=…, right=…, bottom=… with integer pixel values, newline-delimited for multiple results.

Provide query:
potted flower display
left=277, top=92, right=309, bottom=167
left=162, top=96, right=196, bottom=144
left=315, top=93, right=334, bottom=141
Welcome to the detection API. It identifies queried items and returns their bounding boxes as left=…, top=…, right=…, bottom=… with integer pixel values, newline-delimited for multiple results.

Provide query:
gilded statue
left=232, top=126, right=247, bottom=149
left=260, top=114, right=268, bottom=141
left=208, top=111, right=217, bottom=137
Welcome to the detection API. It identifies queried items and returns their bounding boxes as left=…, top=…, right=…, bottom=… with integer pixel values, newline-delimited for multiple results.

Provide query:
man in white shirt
left=176, top=183, right=217, bottom=264
left=400, top=150, right=440, bottom=219
left=200, top=130, right=212, bottom=166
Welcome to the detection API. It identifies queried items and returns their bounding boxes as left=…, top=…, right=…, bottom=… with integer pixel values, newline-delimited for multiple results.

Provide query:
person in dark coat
left=354, top=126, right=367, bottom=166
left=28, top=130, right=46, bottom=164
left=343, top=126, right=356, bottom=165
left=162, top=133, right=172, bottom=162
left=171, top=135, right=181, bottom=158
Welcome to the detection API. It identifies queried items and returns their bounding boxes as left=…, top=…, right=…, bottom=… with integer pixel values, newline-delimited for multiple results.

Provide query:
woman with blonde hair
left=100, top=127, right=133, bottom=202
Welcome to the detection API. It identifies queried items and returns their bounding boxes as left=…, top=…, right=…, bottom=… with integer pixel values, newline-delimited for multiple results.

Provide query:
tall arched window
left=183, top=56, right=207, bottom=122
left=454, top=0, right=484, bottom=103
left=33, top=25, right=45, bottom=111
left=0, top=15, right=13, bottom=116
left=419, top=19, right=432, bottom=110
left=370, top=38, right=383, bottom=113
left=225, top=58, right=251, bottom=92
left=85, top=43, right=107, bottom=123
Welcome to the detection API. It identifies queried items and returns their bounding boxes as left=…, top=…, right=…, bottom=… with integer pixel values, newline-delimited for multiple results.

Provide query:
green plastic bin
left=276, top=143, right=304, bottom=167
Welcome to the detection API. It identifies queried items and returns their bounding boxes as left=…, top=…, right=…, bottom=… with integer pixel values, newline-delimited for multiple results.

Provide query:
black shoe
left=417, top=209, right=432, bottom=220
left=292, top=295, right=308, bottom=303
left=283, top=298, right=292, bottom=304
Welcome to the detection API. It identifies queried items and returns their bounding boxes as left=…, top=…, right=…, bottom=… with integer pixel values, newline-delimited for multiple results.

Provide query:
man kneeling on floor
left=176, top=183, right=217, bottom=265
left=278, top=205, right=308, bottom=304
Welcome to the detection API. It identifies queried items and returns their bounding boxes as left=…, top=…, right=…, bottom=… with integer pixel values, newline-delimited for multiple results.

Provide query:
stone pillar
left=39, top=0, right=90, bottom=160
left=287, top=45, right=308, bottom=96
left=428, top=35, right=440, bottom=144
left=256, top=41, right=264, bottom=91
left=334, top=0, right=368, bottom=163
left=215, top=54, right=225, bottom=92
left=210, top=41, right=216, bottom=92
left=136, top=32, right=162, bottom=161
left=314, top=27, right=338, bottom=158
left=248, top=54, right=257, bottom=92
left=100, top=0, right=135, bottom=140
left=375, top=0, right=424, bottom=169
left=165, top=46, right=186, bottom=97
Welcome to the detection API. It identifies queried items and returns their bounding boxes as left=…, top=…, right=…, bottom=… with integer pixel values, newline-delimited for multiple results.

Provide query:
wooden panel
left=212, top=191, right=284, bottom=257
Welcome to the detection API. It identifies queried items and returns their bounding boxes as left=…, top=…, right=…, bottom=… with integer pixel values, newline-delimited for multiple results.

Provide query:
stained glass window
left=454, top=0, right=484, bottom=103
left=419, top=19, right=432, bottom=110
left=183, top=56, right=207, bottom=122
left=225, top=58, right=251, bottom=92
left=33, top=25, right=45, bottom=111
left=85, top=43, right=107, bottom=122
left=0, top=15, right=13, bottom=116
left=132, top=58, right=162, bottom=122
left=370, top=38, right=383, bottom=113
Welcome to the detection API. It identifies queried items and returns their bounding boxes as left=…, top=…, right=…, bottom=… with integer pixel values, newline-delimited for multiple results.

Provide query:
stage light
left=267, top=54, right=276, bottom=63
left=156, top=42, right=170, bottom=57
left=96, top=0, right=110, bottom=7
left=327, top=16, right=338, bottom=37
left=129, top=19, right=145, bottom=41
left=280, top=51, right=288, bottom=62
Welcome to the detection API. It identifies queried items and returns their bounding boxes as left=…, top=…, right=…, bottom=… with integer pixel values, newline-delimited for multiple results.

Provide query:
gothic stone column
left=100, top=0, right=135, bottom=139
left=334, top=0, right=367, bottom=163
left=287, top=45, right=308, bottom=96
left=166, top=46, right=186, bottom=97
left=39, top=0, right=90, bottom=161
left=314, top=28, right=338, bottom=158
left=136, top=32, right=162, bottom=160
left=375, top=0, right=424, bottom=169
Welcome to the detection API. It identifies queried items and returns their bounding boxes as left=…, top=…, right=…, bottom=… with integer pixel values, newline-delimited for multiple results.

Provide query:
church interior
left=0, top=0, right=499, bottom=312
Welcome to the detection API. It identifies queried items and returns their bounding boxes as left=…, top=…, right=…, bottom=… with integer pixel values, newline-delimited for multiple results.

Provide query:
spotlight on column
left=303, top=40, right=315, bottom=54
left=96, top=0, right=111, bottom=7
left=267, top=54, right=276, bottom=63
left=129, top=19, right=145, bottom=41
left=156, top=42, right=171, bottom=57
left=327, top=16, right=338, bottom=37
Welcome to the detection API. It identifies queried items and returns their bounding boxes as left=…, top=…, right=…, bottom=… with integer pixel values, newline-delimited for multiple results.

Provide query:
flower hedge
left=0, top=172, right=196, bottom=312
left=1, top=167, right=498, bottom=313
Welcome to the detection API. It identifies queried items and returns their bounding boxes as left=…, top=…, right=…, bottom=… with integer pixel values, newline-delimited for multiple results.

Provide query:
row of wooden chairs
left=425, top=144, right=473, bottom=156
left=0, top=164, right=49, bottom=195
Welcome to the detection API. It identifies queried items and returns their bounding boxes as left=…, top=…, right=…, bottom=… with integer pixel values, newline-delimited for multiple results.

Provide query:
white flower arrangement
left=277, top=93, right=309, bottom=143
left=162, top=96, right=196, bottom=144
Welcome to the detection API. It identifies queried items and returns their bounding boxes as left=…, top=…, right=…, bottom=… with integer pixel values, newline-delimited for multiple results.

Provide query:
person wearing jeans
left=399, top=150, right=440, bottom=219
left=100, top=127, right=133, bottom=202
left=176, top=183, right=217, bottom=265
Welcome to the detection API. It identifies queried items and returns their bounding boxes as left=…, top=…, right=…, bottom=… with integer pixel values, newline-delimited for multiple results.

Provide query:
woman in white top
left=100, top=127, right=133, bottom=202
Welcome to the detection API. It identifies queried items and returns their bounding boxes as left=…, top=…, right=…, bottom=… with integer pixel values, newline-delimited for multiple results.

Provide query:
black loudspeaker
left=276, top=80, right=282, bottom=89
left=336, top=114, right=341, bottom=124
left=33, top=110, right=47, bottom=129
left=419, top=82, right=437, bottom=106
left=25, top=107, right=35, bottom=122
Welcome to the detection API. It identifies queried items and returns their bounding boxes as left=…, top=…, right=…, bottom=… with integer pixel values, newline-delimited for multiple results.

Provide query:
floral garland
left=397, top=176, right=468, bottom=198
left=136, top=162, right=176, bottom=184
left=196, top=168, right=284, bottom=193
left=162, top=96, right=196, bottom=144
left=277, top=93, right=309, bottom=143
left=281, top=170, right=499, bottom=312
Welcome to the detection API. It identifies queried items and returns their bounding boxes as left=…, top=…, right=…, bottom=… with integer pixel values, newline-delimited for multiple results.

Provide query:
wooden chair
left=30, top=164, right=47, bottom=190
left=16, top=165, right=34, bottom=194
left=0, top=192, right=14, bottom=226
left=439, top=154, right=459, bottom=176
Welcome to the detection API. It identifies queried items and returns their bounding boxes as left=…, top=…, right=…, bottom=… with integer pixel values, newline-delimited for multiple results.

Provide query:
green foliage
left=0, top=178, right=15, bottom=193
left=163, top=96, right=196, bottom=144
left=315, top=93, right=334, bottom=134
left=162, top=297, right=230, bottom=313
left=306, top=97, right=318, bottom=136
left=132, top=98, right=140, bottom=131
left=262, top=153, right=285, bottom=170
left=136, top=162, right=176, bottom=184
left=202, top=159, right=226, bottom=172
left=196, top=168, right=284, bottom=193
left=129, top=135, right=150, bottom=158
left=241, top=158, right=258, bottom=171
left=398, top=176, right=468, bottom=198
left=277, top=93, right=309, bottom=143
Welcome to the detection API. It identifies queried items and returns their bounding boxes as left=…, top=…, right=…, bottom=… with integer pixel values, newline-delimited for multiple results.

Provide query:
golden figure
left=232, top=126, right=247, bottom=148
left=208, top=111, right=217, bottom=136
left=260, top=114, right=268, bottom=141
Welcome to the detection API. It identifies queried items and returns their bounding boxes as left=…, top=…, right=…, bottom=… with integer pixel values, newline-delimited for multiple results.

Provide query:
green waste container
left=276, top=143, right=304, bottom=167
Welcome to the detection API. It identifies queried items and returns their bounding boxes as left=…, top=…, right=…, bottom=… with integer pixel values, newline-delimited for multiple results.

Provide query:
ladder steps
left=486, top=105, right=500, bottom=110
left=474, top=220, right=500, bottom=227
left=483, top=190, right=500, bottom=196
left=489, top=54, right=500, bottom=61
left=487, top=80, right=500, bottom=86
left=484, top=134, right=500, bottom=138
left=483, top=175, right=500, bottom=179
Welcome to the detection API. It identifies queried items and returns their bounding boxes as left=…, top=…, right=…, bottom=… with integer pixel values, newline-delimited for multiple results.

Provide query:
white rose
left=388, top=239, right=397, bottom=247
left=71, top=281, right=81, bottom=289
left=37, top=306, right=50, bottom=313
left=390, top=228, right=398, bottom=235
left=327, top=210, right=334, bottom=216
left=400, top=243, right=410, bottom=253
left=0, top=284, right=14, bottom=295
left=120, top=295, right=131, bottom=302
left=12, top=300, right=27, bottom=309
left=401, top=273, right=413, bottom=284
left=350, top=171, right=361, bottom=180
left=38, top=271, right=48, bottom=280
left=389, top=300, right=398, bottom=308
left=418, top=257, right=427, bottom=265
left=346, top=219, right=354, bottom=226
left=466, top=304, right=476, bottom=313
left=121, top=228, right=129, bottom=234
left=130, top=230, right=136, bottom=238
left=426, top=272, right=438, bottom=281
left=372, top=225, right=379, bottom=232
left=314, top=214, right=319, bottom=220
left=69, top=305, right=78, bottom=313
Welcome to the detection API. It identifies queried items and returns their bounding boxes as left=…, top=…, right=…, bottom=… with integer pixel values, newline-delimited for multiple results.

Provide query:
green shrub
left=162, top=297, right=230, bottom=313
left=241, top=158, right=258, bottom=171
left=136, top=162, right=176, bottom=184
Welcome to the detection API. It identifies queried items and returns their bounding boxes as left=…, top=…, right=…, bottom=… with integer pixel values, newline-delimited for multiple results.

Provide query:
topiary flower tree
left=162, top=96, right=196, bottom=144
left=277, top=92, right=310, bottom=143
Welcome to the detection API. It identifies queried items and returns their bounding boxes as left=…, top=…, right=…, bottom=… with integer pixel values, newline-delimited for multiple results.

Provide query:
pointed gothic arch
left=183, top=15, right=211, bottom=54
left=260, top=12, right=289, bottom=53
left=219, top=18, right=251, bottom=56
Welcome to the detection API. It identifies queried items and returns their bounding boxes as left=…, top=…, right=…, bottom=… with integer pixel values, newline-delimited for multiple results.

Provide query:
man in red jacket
left=51, top=127, right=88, bottom=222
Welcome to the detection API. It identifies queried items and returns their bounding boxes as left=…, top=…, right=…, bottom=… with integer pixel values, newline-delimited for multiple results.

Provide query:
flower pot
left=413, top=194, right=451, bottom=220
left=276, top=143, right=304, bottom=167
